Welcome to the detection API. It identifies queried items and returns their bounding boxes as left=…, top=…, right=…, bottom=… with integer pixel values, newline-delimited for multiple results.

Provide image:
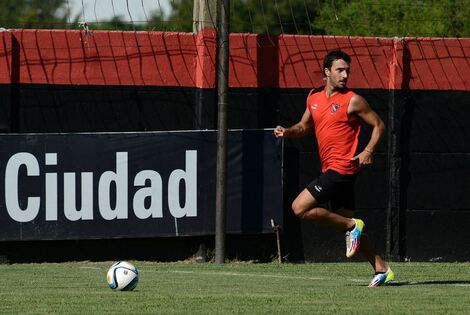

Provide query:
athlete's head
left=323, top=50, right=351, bottom=89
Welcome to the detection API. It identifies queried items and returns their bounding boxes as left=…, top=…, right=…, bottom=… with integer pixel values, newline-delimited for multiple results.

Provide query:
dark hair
left=323, top=50, right=351, bottom=75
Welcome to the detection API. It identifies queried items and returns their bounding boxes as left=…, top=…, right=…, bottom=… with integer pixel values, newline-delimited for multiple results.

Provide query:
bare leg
left=291, top=189, right=356, bottom=232
left=359, top=233, right=388, bottom=273
left=337, top=208, right=388, bottom=273
left=291, top=188, right=389, bottom=273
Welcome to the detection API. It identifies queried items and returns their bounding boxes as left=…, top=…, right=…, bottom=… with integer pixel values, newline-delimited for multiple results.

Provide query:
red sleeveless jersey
left=307, top=89, right=361, bottom=175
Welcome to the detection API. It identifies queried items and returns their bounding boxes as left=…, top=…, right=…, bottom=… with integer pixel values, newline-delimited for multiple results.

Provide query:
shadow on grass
left=388, top=280, right=470, bottom=286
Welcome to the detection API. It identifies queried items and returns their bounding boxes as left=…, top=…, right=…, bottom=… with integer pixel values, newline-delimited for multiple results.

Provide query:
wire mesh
left=0, top=0, right=468, bottom=37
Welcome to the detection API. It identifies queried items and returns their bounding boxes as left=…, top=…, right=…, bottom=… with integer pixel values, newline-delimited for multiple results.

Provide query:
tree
left=164, top=0, right=470, bottom=38
left=0, top=0, right=72, bottom=29
left=313, top=0, right=470, bottom=37
left=2, top=0, right=470, bottom=38
left=229, top=0, right=324, bottom=34
left=145, top=0, right=193, bottom=32
left=163, top=0, right=325, bottom=34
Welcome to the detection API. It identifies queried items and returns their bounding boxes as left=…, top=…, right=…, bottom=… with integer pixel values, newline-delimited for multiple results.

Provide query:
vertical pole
left=386, top=38, right=402, bottom=260
left=193, top=0, right=218, bottom=33
left=193, top=0, right=218, bottom=130
left=271, top=219, right=282, bottom=263
left=215, top=0, right=230, bottom=264
left=10, top=35, right=20, bottom=133
left=386, top=89, right=396, bottom=258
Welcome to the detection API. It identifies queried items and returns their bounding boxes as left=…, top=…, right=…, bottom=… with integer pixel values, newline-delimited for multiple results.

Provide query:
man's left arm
left=348, top=94, right=386, bottom=167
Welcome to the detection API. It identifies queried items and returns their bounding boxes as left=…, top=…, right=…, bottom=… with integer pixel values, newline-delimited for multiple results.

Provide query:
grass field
left=1, top=261, right=469, bottom=314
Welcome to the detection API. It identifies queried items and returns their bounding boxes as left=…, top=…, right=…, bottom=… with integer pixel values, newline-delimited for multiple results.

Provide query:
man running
left=274, top=50, right=394, bottom=287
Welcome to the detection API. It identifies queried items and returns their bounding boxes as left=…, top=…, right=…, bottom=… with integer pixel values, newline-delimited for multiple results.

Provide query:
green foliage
left=165, top=0, right=470, bottom=37
left=229, top=0, right=324, bottom=34
left=87, top=16, right=143, bottom=31
left=1, top=0, right=470, bottom=37
left=160, top=0, right=194, bottom=32
left=0, top=262, right=470, bottom=314
left=0, top=0, right=71, bottom=29
left=313, top=0, right=470, bottom=37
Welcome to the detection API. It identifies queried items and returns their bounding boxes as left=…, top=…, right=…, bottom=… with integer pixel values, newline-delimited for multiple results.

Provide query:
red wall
left=1, top=29, right=470, bottom=90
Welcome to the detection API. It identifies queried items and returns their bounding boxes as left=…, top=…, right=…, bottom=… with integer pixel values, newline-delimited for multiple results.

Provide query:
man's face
left=325, top=59, right=350, bottom=89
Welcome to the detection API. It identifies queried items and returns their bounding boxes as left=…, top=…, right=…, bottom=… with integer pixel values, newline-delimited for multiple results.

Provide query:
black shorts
left=306, top=169, right=357, bottom=211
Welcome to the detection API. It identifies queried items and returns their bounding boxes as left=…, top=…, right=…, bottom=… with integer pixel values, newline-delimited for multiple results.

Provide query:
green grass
left=0, top=262, right=470, bottom=314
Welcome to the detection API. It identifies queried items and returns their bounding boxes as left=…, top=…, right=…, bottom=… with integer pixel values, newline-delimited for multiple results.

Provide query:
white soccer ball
left=106, top=261, right=139, bottom=291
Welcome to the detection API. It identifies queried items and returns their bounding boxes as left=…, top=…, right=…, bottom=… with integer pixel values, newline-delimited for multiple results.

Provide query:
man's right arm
left=274, top=107, right=313, bottom=138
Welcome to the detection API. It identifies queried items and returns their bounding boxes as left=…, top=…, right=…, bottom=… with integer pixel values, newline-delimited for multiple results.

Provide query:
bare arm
left=348, top=94, right=385, bottom=167
left=273, top=107, right=314, bottom=138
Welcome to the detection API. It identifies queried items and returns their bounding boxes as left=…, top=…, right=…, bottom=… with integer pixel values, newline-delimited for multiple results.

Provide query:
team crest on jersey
left=330, top=103, right=340, bottom=113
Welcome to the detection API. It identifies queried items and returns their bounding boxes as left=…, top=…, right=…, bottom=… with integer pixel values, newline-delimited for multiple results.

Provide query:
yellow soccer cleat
left=345, top=218, right=364, bottom=258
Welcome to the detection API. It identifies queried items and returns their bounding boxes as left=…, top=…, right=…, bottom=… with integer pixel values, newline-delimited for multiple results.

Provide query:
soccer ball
left=106, top=261, right=139, bottom=291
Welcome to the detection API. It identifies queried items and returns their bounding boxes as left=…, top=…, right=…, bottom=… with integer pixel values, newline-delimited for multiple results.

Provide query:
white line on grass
left=79, top=266, right=102, bottom=270
left=150, top=269, right=368, bottom=284
left=170, top=270, right=327, bottom=281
